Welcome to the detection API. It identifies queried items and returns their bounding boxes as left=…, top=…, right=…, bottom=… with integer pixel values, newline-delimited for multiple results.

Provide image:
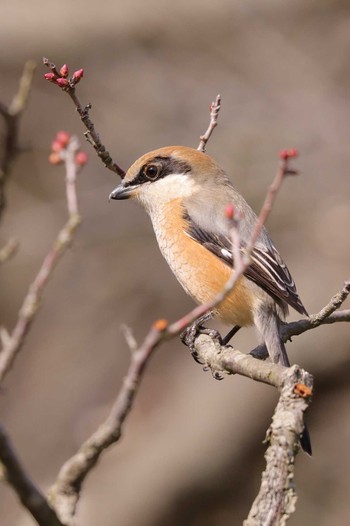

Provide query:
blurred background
left=1, top=0, right=350, bottom=524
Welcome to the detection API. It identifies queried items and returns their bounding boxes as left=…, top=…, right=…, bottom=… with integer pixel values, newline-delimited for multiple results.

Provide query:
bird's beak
left=109, top=183, right=138, bottom=201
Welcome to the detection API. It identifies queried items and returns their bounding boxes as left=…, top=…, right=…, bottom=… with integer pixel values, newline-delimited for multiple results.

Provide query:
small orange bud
left=294, top=383, right=312, bottom=398
left=56, top=78, right=69, bottom=88
left=153, top=319, right=168, bottom=331
left=225, top=203, right=235, bottom=220
left=75, top=151, right=88, bottom=166
left=44, top=73, right=56, bottom=82
left=49, top=152, right=62, bottom=165
left=59, top=64, right=69, bottom=78
left=279, top=149, right=289, bottom=160
left=55, top=131, right=70, bottom=147
left=72, top=68, right=84, bottom=83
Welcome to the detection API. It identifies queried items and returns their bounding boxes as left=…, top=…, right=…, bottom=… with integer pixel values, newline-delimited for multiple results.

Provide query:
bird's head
left=109, top=146, right=227, bottom=213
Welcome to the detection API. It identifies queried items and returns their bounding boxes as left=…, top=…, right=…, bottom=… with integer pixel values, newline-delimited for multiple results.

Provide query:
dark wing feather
left=184, top=212, right=308, bottom=316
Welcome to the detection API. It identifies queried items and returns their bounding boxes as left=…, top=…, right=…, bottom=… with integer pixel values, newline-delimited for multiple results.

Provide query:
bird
left=109, top=145, right=311, bottom=454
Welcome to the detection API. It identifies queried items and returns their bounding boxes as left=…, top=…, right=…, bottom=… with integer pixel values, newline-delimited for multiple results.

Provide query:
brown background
left=1, top=1, right=350, bottom=524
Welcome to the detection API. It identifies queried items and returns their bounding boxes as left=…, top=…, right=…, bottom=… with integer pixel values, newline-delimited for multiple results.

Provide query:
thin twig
left=49, top=322, right=166, bottom=523
left=0, top=60, right=36, bottom=221
left=0, top=237, right=18, bottom=265
left=0, top=139, right=81, bottom=384
left=43, top=58, right=125, bottom=178
left=0, top=426, right=64, bottom=526
left=197, top=94, right=221, bottom=153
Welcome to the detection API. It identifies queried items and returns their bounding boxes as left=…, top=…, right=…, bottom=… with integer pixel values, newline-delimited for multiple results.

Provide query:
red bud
left=56, top=78, right=69, bottom=88
left=287, top=148, right=298, bottom=158
left=279, top=148, right=298, bottom=160
left=72, top=69, right=84, bottom=83
left=75, top=151, right=88, bottom=166
left=44, top=73, right=56, bottom=82
left=59, top=64, right=69, bottom=78
left=225, top=203, right=235, bottom=220
left=55, top=131, right=71, bottom=147
left=51, top=140, right=63, bottom=153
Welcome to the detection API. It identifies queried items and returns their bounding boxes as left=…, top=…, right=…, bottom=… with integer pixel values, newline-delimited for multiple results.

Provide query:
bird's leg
left=221, top=325, right=241, bottom=346
left=181, top=311, right=222, bottom=364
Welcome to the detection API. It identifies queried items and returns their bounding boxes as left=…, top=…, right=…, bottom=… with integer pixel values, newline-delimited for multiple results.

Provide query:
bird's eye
left=144, top=164, right=159, bottom=180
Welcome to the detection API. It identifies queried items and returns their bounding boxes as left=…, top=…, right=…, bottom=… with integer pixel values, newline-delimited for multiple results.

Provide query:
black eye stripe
left=128, top=156, right=191, bottom=186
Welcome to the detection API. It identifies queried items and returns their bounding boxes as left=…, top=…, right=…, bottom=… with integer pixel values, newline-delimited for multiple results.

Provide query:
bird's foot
left=181, top=319, right=223, bottom=380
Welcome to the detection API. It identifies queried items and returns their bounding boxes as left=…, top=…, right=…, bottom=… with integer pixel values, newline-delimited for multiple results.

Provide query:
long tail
left=254, top=306, right=312, bottom=455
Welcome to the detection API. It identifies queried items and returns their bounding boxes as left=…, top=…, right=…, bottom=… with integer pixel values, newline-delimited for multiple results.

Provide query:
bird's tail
left=254, top=306, right=312, bottom=455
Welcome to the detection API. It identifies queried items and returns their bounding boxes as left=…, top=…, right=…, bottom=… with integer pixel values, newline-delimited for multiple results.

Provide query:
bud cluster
left=44, top=63, right=84, bottom=89
left=279, top=148, right=298, bottom=160
left=49, top=131, right=88, bottom=167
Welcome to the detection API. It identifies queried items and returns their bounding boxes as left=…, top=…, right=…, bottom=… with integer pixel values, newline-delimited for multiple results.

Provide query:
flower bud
left=44, top=73, right=56, bottom=82
left=55, top=131, right=71, bottom=147
left=56, top=78, right=69, bottom=88
left=75, top=151, right=88, bottom=166
left=51, top=140, right=63, bottom=153
left=49, top=152, right=62, bottom=165
left=72, top=68, right=84, bottom=83
left=59, top=64, right=69, bottom=78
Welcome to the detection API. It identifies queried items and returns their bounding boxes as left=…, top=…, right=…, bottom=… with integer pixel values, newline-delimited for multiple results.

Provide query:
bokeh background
left=1, top=1, right=350, bottom=524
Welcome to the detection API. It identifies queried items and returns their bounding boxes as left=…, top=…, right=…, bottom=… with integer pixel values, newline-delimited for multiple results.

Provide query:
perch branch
left=0, top=136, right=82, bottom=384
left=244, top=367, right=312, bottom=526
left=0, top=426, right=64, bottom=526
left=43, top=57, right=125, bottom=178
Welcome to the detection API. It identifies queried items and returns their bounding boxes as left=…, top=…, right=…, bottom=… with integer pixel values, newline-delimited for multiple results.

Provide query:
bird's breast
left=148, top=199, right=255, bottom=327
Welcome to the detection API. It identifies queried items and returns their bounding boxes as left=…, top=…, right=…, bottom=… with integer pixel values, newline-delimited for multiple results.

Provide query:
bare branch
left=0, top=237, right=18, bottom=265
left=0, top=426, right=64, bottom=526
left=49, top=321, right=166, bottom=523
left=244, top=367, right=312, bottom=525
left=197, top=94, right=221, bottom=152
left=0, top=138, right=82, bottom=384
left=0, top=60, right=36, bottom=221
left=43, top=58, right=125, bottom=178
left=121, top=323, right=138, bottom=353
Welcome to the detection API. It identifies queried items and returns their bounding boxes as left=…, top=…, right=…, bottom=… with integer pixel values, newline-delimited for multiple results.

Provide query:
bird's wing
left=184, top=212, right=308, bottom=316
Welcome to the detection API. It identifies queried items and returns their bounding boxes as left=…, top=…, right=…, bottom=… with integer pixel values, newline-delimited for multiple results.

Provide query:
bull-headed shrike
left=109, top=145, right=311, bottom=454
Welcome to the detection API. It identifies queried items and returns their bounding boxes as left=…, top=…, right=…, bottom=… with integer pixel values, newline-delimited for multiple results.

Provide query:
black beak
left=109, top=183, right=138, bottom=201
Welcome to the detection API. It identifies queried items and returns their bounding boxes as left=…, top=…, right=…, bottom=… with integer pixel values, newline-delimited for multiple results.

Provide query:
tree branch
left=0, top=60, right=36, bottom=221
left=0, top=136, right=82, bottom=385
left=0, top=237, right=18, bottom=265
left=49, top=321, right=166, bottom=524
left=0, top=426, right=64, bottom=526
left=43, top=58, right=125, bottom=178
left=244, top=367, right=312, bottom=526
left=197, top=94, right=221, bottom=152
